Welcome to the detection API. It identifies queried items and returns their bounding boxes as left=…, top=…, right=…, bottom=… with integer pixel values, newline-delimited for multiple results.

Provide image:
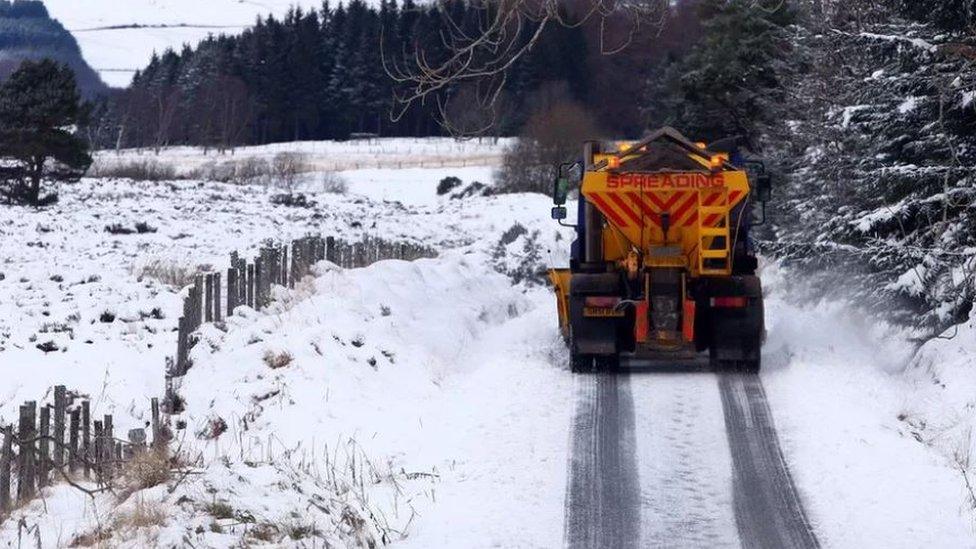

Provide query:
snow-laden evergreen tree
left=769, top=1, right=976, bottom=334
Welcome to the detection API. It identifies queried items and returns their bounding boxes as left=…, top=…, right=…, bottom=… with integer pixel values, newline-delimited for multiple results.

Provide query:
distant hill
left=41, top=0, right=331, bottom=87
left=0, top=0, right=106, bottom=96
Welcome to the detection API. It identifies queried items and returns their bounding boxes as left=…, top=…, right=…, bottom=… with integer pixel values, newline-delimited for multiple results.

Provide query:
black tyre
left=594, top=354, right=620, bottom=373
left=569, top=328, right=592, bottom=373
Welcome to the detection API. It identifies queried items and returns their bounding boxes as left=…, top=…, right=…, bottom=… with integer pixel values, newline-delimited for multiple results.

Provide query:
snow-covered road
left=566, top=370, right=818, bottom=549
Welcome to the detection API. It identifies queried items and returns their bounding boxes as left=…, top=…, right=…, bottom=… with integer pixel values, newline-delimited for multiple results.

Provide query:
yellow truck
left=548, top=127, right=771, bottom=372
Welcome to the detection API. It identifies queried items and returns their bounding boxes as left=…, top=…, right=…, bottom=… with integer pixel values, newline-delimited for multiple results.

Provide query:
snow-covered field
left=43, top=0, right=339, bottom=87
left=92, top=138, right=511, bottom=179
left=2, top=140, right=976, bottom=547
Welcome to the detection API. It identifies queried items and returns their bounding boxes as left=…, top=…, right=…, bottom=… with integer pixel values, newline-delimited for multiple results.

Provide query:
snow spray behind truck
left=548, top=127, right=772, bottom=372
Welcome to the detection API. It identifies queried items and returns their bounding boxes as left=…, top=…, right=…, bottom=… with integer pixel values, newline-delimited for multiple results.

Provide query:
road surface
left=565, top=369, right=820, bottom=548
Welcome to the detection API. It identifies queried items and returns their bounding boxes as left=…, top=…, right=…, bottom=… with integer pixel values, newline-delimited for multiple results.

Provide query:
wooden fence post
left=281, top=247, right=288, bottom=287
left=289, top=240, right=298, bottom=288
left=150, top=398, right=161, bottom=451
left=176, top=316, right=189, bottom=375
left=254, top=257, right=264, bottom=310
left=214, top=272, right=222, bottom=322
left=69, top=408, right=80, bottom=473
left=53, top=385, right=66, bottom=470
left=38, top=406, right=50, bottom=487
left=82, top=401, right=90, bottom=479
left=247, top=263, right=255, bottom=308
left=0, top=425, right=11, bottom=513
left=103, top=415, right=113, bottom=482
left=17, top=402, right=36, bottom=502
left=193, top=275, right=204, bottom=328
left=227, top=267, right=238, bottom=316
left=205, top=274, right=214, bottom=323
left=92, top=420, right=102, bottom=483
left=326, top=236, right=336, bottom=264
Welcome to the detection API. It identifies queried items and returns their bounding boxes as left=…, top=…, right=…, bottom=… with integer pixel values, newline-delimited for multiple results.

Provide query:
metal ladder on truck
left=697, top=188, right=731, bottom=276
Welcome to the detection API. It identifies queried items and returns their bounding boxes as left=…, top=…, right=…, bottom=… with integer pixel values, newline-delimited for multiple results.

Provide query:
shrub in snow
left=271, top=152, right=310, bottom=192
left=88, top=159, right=177, bottom=181
left=263, top=350, right=294, bottom=369
left=492, top=223, right=547, bottom=286
left=105, top=223, right=135, bottom=235
left=133, top=259, right=210, bottom=289
left=122, top=448, right=172, bottom=494
left=451, top=181, right=492, bottom=200
left=270, top=192, right=315, bottom=208
left=235, top=157, right=271, bottom=185
left=494, top=101, right=602, bottom=196
left=199, top=416, right=228, bottom=439
left=135, top=221, right=158, bottom=234
left=35, top=340, right=58, bottom=353
left=321, top=171, right=349, bottom=194
left=437, top=176, right=462, bottom=195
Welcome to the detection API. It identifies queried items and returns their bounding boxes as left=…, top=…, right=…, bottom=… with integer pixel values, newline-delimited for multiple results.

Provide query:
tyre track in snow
left=565, top=372, right=641, bottom=549
left=565, top=370, right=820, bottom=549
left=719, top=373, right=821, bottom=549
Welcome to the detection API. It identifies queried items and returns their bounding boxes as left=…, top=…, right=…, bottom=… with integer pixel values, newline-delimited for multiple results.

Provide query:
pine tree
left=644, top=0, right=796, bottom=146
left=0, top=59, right=91, bottom=206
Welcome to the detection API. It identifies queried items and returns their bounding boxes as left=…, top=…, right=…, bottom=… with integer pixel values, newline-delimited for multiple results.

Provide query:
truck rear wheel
left=569, top=327, right=592, bottom=373
left=707, top=276, right=764, bottom=374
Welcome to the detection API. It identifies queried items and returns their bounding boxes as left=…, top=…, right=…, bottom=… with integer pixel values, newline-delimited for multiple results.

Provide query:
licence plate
left=583, top=307, right=625, bottom=318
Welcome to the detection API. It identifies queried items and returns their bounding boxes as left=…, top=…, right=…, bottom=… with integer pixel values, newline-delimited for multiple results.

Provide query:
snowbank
left=761, top=263, right=976, bottom=547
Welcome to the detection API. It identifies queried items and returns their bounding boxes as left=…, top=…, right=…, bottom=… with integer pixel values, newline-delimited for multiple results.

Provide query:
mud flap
left=569, top=273, right=622, bottom=356
left=707, top=276, right=764, bottom=368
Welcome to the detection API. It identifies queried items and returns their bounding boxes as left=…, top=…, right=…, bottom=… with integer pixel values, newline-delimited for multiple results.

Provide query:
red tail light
left=585, top=296, right=620, bottom=308
left=710, top=296, right=748, bottom=308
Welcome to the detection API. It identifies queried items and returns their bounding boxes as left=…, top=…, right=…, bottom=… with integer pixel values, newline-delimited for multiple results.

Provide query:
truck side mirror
left=552, top=161, right=582, bottom=205
left=553, top=178, right=570, bottom=205
left=756, top=174, right=772, bottom=202
left=551, top=206, right=568, bottom=220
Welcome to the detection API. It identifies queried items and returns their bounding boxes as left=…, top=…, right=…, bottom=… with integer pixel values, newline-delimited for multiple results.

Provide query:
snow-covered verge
left=761, top=263, right=976, bottom=547
left=0, top=164, right=574, bottom=546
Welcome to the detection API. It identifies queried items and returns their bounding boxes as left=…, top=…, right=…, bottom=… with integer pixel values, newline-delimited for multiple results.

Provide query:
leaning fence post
left=38, top=406, right=50, bottom=487
left=0, top=425, right=11, bottom=513
left=17, top=402, right=36, bottom=502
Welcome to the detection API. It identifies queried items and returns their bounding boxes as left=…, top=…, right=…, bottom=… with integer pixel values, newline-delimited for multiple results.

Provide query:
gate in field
left=0, top=386, right=168, bottom=514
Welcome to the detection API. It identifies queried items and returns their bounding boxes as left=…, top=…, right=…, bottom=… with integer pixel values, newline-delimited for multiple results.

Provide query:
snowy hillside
left=42, top=0, right=332, bottom=87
